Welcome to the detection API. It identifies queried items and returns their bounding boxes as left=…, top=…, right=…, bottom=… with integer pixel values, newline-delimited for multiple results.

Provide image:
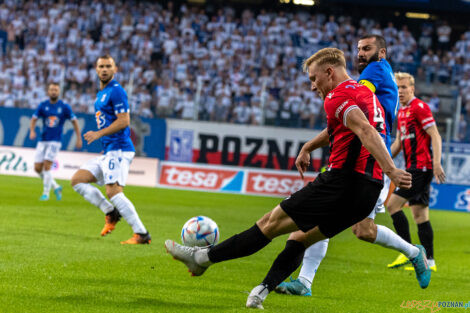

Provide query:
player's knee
left=34, top=164, right=43, bottom=173
left=105, top=185, right=122, bottom=199
left=353, top=224, right=375, bottom=243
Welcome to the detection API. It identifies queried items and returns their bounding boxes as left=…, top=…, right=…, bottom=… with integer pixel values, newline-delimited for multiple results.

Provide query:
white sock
left=73, top=183, right=114, bottom=214
left=51, top=178, right=60, bottom=190
left=42, top=170, right=52, bottom=195
left=249, top=284, right=269, bottom=301
left=298, top=238, right=329, bottom=289
left=374, top=225, right=419, bottom=259
left=195, top=248, right=212, bottom=267
left=110, top=193, right=147, bottom=234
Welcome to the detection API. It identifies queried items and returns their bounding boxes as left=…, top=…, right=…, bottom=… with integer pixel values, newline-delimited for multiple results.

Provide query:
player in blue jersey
left=29, top=83, right=82, bottom=201
left=273, top=35, right=426, bottom=299
left=70, top=55, right=151, bottom=245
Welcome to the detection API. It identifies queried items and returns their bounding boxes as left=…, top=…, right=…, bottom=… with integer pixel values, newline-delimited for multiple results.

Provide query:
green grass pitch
left=0, top=175, right=469, bottom=313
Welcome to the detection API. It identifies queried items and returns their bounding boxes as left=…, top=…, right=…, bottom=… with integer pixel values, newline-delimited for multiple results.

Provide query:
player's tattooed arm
left=345, top=108, right=412, bottom=189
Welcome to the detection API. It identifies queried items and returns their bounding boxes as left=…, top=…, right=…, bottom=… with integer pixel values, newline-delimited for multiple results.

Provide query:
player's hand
left=83, top=131, right=101, bottom=145
left=29, top=130, right=36, bottom=141
left=433, top=163, right=446, bottom=184
left=75, top=136, right=83, bottom=150
left=389, top=168, right=412, bottom=189
left=295, top=150, right=310, bottom=179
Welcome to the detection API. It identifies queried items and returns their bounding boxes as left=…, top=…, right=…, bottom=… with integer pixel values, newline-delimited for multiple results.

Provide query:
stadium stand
left=0, top=0, right=469, bottom=141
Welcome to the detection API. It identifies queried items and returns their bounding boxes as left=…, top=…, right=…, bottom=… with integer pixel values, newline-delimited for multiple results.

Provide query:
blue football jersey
left=94, top=79, right=134, bottom=153
left=33, top=100, right=76, bottom=142
left=358, top=59, right=399, bottom=152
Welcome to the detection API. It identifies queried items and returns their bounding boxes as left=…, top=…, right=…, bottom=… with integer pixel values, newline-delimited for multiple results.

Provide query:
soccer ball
left=181, top=216, right=219, bottom=247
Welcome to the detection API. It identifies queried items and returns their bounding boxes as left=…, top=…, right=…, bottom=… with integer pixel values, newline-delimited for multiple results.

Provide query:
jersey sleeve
left=64, top=103, right=77, bottom=120
left=358, top=62, right=383, bottom=93
left=325, top=93, right=359, bottom=127
left=110, top=86, right=129, bottom=115
left=413, top=101, right=436, bottom=130
left=33, top=102, right=43, bottom=118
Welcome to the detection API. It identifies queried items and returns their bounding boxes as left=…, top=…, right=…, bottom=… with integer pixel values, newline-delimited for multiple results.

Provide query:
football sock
left=110, top=193, right=147, bottom=234
left=42, top=170, right=52, bottom=195
left=298, top=238, right=329, bottom=289
left=207, top=224, right=271, bottom=263
left=261, top=240, right=306, bottom=292
left=374, top=225, right=419, bottom=259
left=417, top=221, right=434, bottom=259
left=249, top=284, right=270, bottom=301
left=73, top=183, right=113, bottom=214
left=391, top=210, right=412, bottom=243
left=51, top=178, right=60, bottom=190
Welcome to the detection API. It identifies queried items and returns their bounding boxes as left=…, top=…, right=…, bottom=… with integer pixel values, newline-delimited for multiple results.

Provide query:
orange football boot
left=100, top=209, right=121, bottom=236
left=120, top=233, right=152, bottom=245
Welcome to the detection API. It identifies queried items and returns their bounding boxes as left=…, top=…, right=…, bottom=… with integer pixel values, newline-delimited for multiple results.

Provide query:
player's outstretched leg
left=165, top=223, right=271, bottom=276
left=275, top=239, right=329, bottom=296
left=109, top=192, right=151, bottom=244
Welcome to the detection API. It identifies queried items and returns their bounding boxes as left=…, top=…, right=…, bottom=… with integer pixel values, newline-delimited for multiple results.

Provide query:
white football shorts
left=34, top=141, right=62, bottom=163
left=81, top=150, right=135, bottom=186
left=367, top=175, right=392, bottom=219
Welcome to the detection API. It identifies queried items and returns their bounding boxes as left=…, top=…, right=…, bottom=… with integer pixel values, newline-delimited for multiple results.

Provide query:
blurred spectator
left=428, top=92, right=440, bottom=113
left=437, top=21, right=451, bottom=51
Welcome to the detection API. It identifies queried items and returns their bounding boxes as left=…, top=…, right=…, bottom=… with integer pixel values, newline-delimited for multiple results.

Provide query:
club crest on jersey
left=455, top=189, right=470, bottom=212
left=46, top=116, right=59, bottom=127
left=327, top=92, right=334, bottom=99
left=95, top=111, right=106, bottom=129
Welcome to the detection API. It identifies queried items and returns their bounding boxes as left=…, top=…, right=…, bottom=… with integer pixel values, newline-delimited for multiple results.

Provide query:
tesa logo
left=246, top=172, right=315, bottom=196
left=160, top=165, right=238, bottom=190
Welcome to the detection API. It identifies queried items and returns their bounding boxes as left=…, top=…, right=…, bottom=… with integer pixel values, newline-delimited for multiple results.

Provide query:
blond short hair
left=302, top=48, right=346, bottom=73
left=395, top=72, right=415, bottom=86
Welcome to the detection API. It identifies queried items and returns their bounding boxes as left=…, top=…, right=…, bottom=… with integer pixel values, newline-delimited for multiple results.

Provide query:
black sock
left=391, top=211, right=412, bottom=243
left=261, top=240, right=306, bottom=292
left=208, top=224, right=271, bottom=263
left=418, top=221, right=434, bottom=259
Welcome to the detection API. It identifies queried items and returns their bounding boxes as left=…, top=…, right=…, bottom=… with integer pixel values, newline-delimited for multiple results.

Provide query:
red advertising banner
left=159, top=163, right=243, bottom=191
left=245, top=170, right=316, bottom=197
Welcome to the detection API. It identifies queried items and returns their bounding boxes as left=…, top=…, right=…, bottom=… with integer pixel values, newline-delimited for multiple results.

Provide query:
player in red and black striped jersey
left=386, top=72, right=446, bottom=271
left=324, top=79, right=386, bottom=183
left=164, top=48, right=421, bottom=309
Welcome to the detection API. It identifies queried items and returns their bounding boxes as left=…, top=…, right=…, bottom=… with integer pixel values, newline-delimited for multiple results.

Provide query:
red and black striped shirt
left=397, top=97, right=435, bottom=171
left=324, top=79, right=386, bottom=183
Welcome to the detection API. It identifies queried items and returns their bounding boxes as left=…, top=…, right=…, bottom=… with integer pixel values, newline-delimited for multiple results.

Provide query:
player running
left=70, top=55, right=151, bottom=245
left=276, top=35, right=425, bottom=296
left=386, top=72, right=445, bottom=271
left=29, top=82, right=82, bottom=201
left=165, top=48, right=429, bottom=310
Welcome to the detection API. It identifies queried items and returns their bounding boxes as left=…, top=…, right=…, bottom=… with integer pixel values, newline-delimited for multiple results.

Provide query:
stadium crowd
left=0, top=0, right=469, bottom=140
